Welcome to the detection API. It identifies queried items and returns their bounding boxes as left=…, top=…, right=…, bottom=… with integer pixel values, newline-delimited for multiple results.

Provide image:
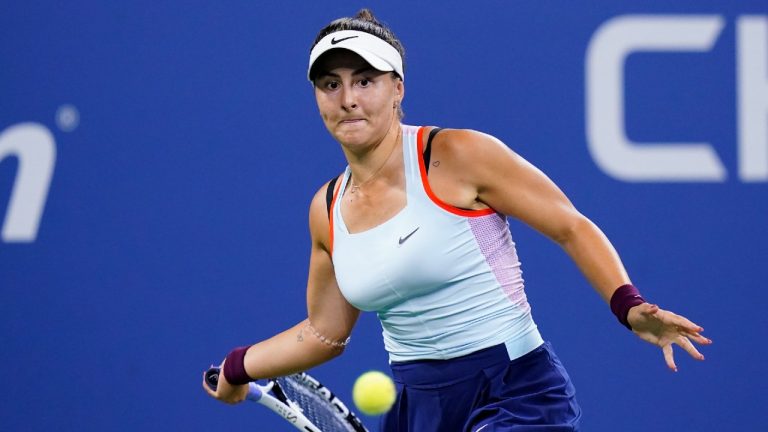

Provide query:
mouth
left=339, top=118, right=365, bottom=124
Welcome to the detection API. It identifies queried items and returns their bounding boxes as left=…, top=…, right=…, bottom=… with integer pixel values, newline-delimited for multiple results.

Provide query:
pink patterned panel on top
left=468, top=213, right=529, bottom=309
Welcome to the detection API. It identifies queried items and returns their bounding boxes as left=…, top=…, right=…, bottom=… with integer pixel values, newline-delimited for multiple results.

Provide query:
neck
left=347, top=122, right=402, bottom=188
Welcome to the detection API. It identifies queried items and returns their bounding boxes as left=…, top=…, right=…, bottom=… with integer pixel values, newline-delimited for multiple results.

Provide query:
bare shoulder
left=308, top=175, right=343, bottom=250
left=427, top=127, right=550, bottom=211
left=428, top=128, right=519, bottom=180
left=431, top=128, right=513, bottom=164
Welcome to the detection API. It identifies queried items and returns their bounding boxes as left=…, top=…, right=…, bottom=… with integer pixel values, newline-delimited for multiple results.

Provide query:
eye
left=358, top=78, right=371, bottom=88
left=325, top=80, right=340, bottom=90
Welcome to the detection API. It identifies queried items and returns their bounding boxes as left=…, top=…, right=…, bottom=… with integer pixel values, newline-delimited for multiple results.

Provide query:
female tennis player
left=203, top=9, right=711, bottom=431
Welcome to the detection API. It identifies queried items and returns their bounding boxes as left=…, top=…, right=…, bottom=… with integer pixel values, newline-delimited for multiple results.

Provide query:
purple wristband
left=223, top=346, right=253, bottom=385
left=610, top=284, right=646, bottom=330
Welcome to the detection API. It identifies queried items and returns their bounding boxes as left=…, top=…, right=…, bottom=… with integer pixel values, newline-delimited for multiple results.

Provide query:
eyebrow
left=316, top=66, right=378, bottom=79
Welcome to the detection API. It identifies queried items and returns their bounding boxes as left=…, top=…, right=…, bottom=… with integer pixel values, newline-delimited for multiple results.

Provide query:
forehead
left=312, top=49, right=373, bottom=76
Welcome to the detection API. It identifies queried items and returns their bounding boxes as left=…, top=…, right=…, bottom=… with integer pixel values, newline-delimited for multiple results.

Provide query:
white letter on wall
left=587, top=15, right=726, bottom=182
left=737, top=16, right=768, bottom=182
left=0, top=123, right=56, bottom=242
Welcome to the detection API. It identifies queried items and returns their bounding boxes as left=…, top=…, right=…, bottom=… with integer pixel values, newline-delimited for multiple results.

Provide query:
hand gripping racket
left=205, top=367, right=368, bottom=432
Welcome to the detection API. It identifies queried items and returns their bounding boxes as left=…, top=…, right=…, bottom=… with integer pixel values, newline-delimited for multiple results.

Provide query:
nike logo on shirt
left=398, top=227, right=420, bottom=245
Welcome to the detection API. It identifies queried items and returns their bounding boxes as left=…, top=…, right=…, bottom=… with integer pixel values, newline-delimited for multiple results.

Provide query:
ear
left=394, top=78, right=405, bottom=105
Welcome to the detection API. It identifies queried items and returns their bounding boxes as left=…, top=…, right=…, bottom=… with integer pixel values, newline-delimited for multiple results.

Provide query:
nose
left=341, top=86, right=358, bottom=111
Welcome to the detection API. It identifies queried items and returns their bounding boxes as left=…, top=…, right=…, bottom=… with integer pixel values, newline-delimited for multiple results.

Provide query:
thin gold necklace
left=349, top=125, right=402, bottom=194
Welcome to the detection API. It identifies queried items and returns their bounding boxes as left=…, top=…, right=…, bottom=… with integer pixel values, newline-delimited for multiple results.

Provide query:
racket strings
left=277, top=375, right=366, bottom=432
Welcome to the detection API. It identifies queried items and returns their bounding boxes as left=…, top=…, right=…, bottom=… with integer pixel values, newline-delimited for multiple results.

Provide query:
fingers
left=637, top=304, right=711, bottom=371
left=662, top=334, right=710, bottom=372
left=662, top=344, right=677, bottom=372
left=676, top=335, right=705, bottom=361
left=674, top=315, right=704, bottom=334
left=682, top=329, right=713, bottom=346
left=203, top=370, right=249, bottom=404
left=659, top=310, right=711, bottom=343
left=656, top=307, right=704, bottom=333
left=202, top=371, right=218, bottom=397
left=667, top=314, right=713, bottom=348
left=647, top=306, right=711, bottom=339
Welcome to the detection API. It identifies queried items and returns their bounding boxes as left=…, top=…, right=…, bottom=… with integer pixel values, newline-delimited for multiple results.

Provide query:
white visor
left=308, top=30, right=404, bottom=82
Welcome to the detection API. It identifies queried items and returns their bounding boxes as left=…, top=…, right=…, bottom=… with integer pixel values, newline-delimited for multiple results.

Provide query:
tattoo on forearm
left=432, top=161, right=440, bottom=167
left=297, top=327, right=304, bottom=343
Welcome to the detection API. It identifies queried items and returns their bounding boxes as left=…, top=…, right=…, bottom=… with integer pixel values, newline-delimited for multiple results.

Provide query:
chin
left=336, top=134, right=367, bottom=149
left=334, top=127, right=370, bottom=146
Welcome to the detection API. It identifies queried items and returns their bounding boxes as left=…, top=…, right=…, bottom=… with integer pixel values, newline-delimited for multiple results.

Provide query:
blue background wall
left=2, top=1, right=766, bottom=430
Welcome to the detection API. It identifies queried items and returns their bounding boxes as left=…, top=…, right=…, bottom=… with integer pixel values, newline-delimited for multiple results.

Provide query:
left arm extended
left=429, top=129, right=711, bottom=370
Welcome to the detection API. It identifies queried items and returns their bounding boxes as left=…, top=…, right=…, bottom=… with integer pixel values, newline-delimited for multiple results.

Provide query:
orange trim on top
left=328, top=175, right=343, bottom=256
left=416, top=126, right=496, bottom=217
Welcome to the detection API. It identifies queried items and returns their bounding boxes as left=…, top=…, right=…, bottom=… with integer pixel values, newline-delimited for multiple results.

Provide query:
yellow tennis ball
left=352, top=370, right=396, bottom=416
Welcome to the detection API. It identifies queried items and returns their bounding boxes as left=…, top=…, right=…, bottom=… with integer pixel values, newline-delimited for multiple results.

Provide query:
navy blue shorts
left=380, top=342, right=581, bottom=432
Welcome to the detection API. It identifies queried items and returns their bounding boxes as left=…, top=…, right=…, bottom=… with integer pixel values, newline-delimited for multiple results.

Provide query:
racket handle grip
left=205, top=366, right=263, bottom=401
left=205, top=367, right=222, bottom=391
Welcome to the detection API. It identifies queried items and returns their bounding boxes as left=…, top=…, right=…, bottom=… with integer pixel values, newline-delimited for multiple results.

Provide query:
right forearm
left=241, top=319, right=344, bottom=379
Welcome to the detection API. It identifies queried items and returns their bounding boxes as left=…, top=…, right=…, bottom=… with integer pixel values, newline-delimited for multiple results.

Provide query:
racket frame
left=206, top=367, right=367, bottom=432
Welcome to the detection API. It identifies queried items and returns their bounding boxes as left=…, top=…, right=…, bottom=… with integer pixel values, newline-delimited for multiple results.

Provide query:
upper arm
left=434, top=129, right=588, bottom=243
left=305, top=180, right=360, bottom=339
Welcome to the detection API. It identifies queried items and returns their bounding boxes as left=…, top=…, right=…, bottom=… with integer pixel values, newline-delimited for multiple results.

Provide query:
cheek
left=315, top=95, right=334, bottom=119
left=367, top=89, right=394, bottom=114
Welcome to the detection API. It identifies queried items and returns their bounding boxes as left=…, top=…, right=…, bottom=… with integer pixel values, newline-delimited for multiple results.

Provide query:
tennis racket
left=205, top=367, right=369, bottom=432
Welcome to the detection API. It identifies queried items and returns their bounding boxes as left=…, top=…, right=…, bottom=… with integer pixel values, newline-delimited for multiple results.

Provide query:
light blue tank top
left=331, top=125, right=543, bottom=362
